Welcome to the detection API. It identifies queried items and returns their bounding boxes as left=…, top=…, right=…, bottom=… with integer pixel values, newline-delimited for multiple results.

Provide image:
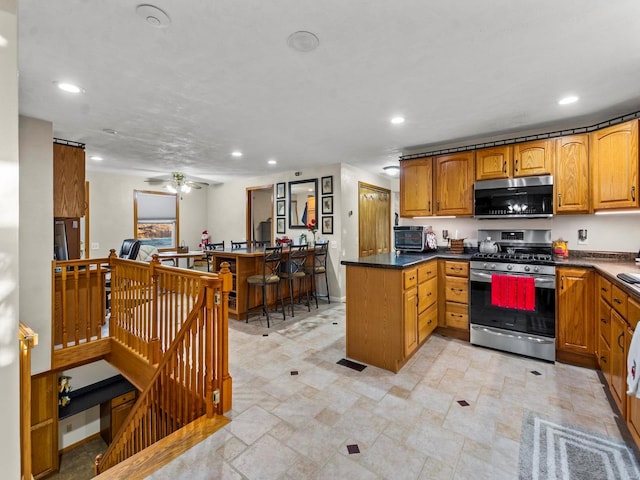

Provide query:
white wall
left=85, top=171, right=208, bottom=257
left=0, top=1, right=21, bottom=477
left=19, top=116, right=54, bottom=374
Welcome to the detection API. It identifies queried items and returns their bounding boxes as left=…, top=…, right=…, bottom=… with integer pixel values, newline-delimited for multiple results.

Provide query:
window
left=134, top=190, right=179, bottom=250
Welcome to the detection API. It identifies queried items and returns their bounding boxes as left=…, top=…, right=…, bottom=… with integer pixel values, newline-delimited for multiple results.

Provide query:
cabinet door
left=513, top=140, right=553, bottom=177
left=403, top=287, right=418, bottom=357
left=400, top=157, right=433, bottom=217
left=53, top=143, right=86, bottom=218
left=31, top=372, right=58, bottom=479
left=434, top=152, right=475, bottom=216
left=590, top=119, right=639, bottom=210
left=611, top=310, right=627, bottom=416
left=629, top=296, right=640, bottom=330
left=418, top=303, right=438, bottom=344
left=626, top=327, right=640, bottom=446
left=554, top=135, right=589, bottom=213
left=557, top=267, right=594, bottom=355
left=475, top=146, right=512, bottom=181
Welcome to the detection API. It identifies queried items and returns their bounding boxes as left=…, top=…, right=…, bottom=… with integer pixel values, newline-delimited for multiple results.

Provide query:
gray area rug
left=518, top=410, right=640, bottom=480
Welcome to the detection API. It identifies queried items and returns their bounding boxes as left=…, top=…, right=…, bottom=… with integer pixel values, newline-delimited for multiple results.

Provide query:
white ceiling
left=17, top=1, right=640, bottom=185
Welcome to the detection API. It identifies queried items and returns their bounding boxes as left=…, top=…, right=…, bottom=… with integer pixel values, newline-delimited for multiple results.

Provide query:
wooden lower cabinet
left=611, top=310, right=627, bottom=416
left=626, top=327, right=640, bottom=446
left=403, top=285, right=418, bottom=358
left=556, top=267, right=595, bottom=361
left=31, top=372, right=58, bottom=479
left=438, top=260, right=469, bottom=337
left=418, top=303, right=438, bottom=344
left=100, top=390, right=137, bottom=444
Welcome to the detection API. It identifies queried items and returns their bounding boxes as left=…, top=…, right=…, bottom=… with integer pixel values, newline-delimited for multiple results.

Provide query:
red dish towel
left=491, top=274, right=536, bottom=311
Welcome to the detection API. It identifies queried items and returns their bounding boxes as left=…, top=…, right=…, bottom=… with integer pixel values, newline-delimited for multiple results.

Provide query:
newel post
left=218, top=262, right=233, bottom=413
left=149, top=254, right=161, bottom=365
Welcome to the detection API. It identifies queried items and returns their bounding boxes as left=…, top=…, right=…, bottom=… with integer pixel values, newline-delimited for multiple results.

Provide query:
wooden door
left=475, top=146, right=512, bottom=180
left=513, top=140, right=553, bottom=177
left=590, top=119, right=639, bottom=210
left=555, top=135, right=589, bottom=214
left=434, top=152, right=474, bottom=216
left=400, top=157, right=433, bottom=217
left=53, top=143, right=86, bottom=218
left=358, top=183, right=391, bottom=257
left=557, top=267, right=594, bottom=355
left=31, top=372, right=58, bottom=479
left=610, top=310, right=627, bottom=416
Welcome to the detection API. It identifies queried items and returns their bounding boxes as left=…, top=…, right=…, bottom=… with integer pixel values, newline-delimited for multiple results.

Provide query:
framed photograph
left=276, top=217, right=286, bottom=234
left=276, top=182, right=286, bottom=199
left=321, top=175, right=333, bottom=195
left=321, top=216, right=333, bottom=235
left=322, top=195, right=333, bottom=214
left=276, top=199, right=286, bottom=216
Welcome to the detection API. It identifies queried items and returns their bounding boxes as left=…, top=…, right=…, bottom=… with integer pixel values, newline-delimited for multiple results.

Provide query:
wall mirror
left=288, top=179, right=318, bottom=229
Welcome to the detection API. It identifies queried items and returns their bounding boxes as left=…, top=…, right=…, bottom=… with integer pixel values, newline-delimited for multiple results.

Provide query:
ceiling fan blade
left=145, top=179, right=168, bottom=185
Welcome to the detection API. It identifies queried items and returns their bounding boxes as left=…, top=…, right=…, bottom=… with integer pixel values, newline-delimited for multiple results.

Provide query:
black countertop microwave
left=474, top=175, right=554, bottom=219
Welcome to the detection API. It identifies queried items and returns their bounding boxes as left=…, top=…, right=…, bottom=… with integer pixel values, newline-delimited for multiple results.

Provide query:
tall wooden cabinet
left=556, top=267, right=594, bottom=361
left=53, top=143, right=86, bottom=218
left=400, top=157, right=433, bottom=217
left=434, top=152, right=474, bottom=216
left=590, top=119, right=639, bottom=210
left=554, top=134, right=590, bottom=214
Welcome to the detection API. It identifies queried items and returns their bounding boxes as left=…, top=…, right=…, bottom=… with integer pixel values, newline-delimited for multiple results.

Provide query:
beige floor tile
left=360, top=434, right=427, bottom=480
left=231, top=434, right=301, bottom=480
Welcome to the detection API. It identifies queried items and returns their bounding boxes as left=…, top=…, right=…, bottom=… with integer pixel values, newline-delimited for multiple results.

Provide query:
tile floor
left=137, top=302, right=634, bottom=480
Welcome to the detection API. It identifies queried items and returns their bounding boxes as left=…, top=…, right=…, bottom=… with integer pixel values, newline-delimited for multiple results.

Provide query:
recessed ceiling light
left=136, top=4, right=171, bottom=28
left=102, top=128, right=118, bottom=135
left=558, top=95, right=579, bottom=105
left=90, top=156, right=103, bottom=161
left=391, top=116, right=405, bottom=124
left=231, top=151, right=243, bottom=158
left=268, top=159, right=277, bottom=165
left=54, top=82, right=84, bottom=94
left=0, top=35, right=8, bottom=48
left=383, top=165, right=400, bottom=176
left=287, top=31, right=319, bottom=52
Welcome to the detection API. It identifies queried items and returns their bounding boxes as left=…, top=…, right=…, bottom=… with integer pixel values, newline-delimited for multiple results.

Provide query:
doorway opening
left=246, top=185, right=274, bottom=245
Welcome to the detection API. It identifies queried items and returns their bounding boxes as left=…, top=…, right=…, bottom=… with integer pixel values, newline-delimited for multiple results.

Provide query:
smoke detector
left=287, top=31, right=319, bottom=52
left=136, top=4, right=171, bottom=28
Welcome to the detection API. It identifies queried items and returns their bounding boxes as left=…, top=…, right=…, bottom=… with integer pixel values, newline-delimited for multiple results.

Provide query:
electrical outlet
left=331, top=241, right=337, bottom=249
left=66, top=424, right=72, bottom=433
left=91, top=242, right=99, bottom=250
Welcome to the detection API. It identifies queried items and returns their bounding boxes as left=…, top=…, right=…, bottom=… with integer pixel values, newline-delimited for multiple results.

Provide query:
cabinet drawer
left=444, top=261, right=468, bottom=278
left=418, top=277, right=437, bottom=312
left=445, top=276, right=468, bottom=304
left=404, top=269, right=418, bottom=289
left=418, top=262, right=437, bottom=282
left=444, top=301, right=468, bottom=329
left=598, top=276, right=612, bottom=305
left=629, top=296, right=640, bottom=331
left=112, top=390, right=136, bottom=408
left=611, top=285, right=628, bottom=318
left=598, top=334, right=611, bottom=384
left=418, top=303, right=438, bottom=344
left=598, top=298, right=611, bottom=347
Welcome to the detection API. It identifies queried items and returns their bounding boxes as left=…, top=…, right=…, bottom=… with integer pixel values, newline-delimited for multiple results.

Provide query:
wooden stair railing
left=19, top=323, right=38, bottom=480
left=95, top=271, right=228, bottom=474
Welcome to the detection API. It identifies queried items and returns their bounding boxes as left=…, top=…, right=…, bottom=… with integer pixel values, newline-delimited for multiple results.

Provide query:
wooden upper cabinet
left=554, top=134, right=590, bottom=214
left=590, top=119, right=639, bottom=210
left=513, top=139, right=553, bottom=177
left=434, top=152, right=474, bottom=216
left=400, top=157, right=433, bottom=217
left=475, top=146, right=512, bottom=181
left=53, top=143, right=86, bottom=218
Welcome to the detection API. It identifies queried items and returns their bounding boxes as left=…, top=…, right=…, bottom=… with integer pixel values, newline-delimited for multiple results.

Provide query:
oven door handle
left=470, top=325, right=555, bottom=345
left=470, top=270, right=556, bottom=289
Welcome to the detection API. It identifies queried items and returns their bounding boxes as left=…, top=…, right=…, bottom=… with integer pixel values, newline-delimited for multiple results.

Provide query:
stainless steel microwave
left=394, top=226, right=437, bottom=252
left=474, top=175, right=554, bottom=219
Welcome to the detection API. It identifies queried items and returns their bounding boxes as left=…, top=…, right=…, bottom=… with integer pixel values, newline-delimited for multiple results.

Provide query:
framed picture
left=276, top=199, right=286, bottom=216
left=276, top=182, right=286, bottom=199
left=276, top=217, right=286, bottom=234
left=321, top=175, right=333, bottom=195
left=322, top=195, right=333, bottom=214
left=322, top=216, right=333, bottom=235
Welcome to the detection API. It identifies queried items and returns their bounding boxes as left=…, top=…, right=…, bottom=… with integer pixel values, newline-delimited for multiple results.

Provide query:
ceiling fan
left=144, top=172, right=208, bottom=193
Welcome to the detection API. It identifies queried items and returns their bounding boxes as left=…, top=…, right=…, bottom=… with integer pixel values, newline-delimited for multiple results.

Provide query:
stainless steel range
left=470, top=229, right=556, bottom=362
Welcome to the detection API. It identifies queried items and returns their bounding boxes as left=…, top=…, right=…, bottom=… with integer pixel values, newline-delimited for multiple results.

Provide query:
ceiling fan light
left=181, top=184, right=191, bottom=193
left=166, top=184, right=177, bottom=193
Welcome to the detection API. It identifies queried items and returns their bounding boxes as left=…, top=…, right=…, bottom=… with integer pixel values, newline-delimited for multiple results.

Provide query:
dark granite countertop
left=340, top=250, right=474, bottom=269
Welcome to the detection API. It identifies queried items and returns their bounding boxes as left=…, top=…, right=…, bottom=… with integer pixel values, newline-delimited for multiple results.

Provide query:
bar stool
left=246, top=246, right=285, bottom=327
left=253, top=240, right=271, bottom=248
left=204, top=241, right=225, bottom=272
left=308, top=241, right=330, bottom=307
left=279, top=245, right=311, bottom=317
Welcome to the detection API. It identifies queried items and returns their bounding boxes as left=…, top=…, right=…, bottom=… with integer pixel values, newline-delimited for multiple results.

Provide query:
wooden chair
left=279, top=245, right=311, bottom=317
left=253, top=240, right=271, bottom=248
left=204, top=241, right=225, bottom=272
left=308, top=241, right=330, bottom=307
left=246, top=246, right=285, bottom=327
left=231, top=241, right=248, bottom=250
